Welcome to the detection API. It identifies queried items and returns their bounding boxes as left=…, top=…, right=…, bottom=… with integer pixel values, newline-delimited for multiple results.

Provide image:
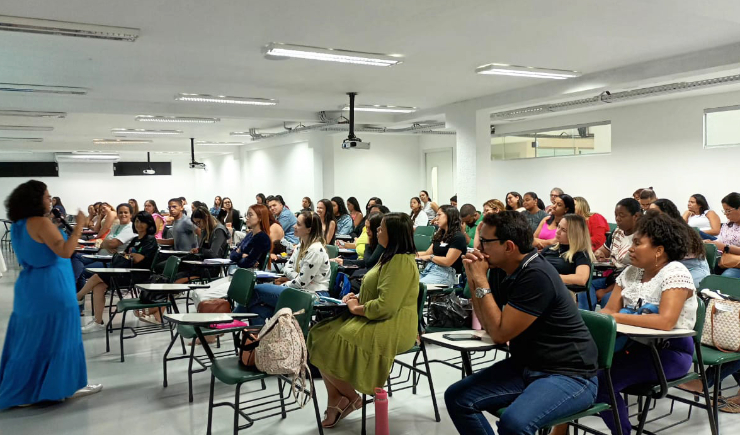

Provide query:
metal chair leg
left=421, top=342, right=441, bottom=422
left=162, top=331, right=180, bottom=387
left=634, top=396, right=652, bottom=435
left=310, top=376, right=325, bottom=435
left=119, top=310, right=127, bottom=362
left=361, top=393, right=367, bottom=435
left=187, top=339, right=197, bottom=402
left=207, top=373, right=215, bottom=435
left=233, top=383, right=242, bottom=435
left=278, top=377, right=287, bottom=418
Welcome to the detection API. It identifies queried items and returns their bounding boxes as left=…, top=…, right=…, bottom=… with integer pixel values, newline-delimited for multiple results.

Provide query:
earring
left=655, top=253, right=659, bottom=267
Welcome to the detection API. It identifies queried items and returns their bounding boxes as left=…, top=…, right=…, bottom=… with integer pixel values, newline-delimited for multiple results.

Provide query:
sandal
left=139, top=314, right=161, bottom=325
left=339, top=395, right=363, bottom=420
left=719, top=395, right=740, bottom=414
left=322, top=397, right=349, bottom=428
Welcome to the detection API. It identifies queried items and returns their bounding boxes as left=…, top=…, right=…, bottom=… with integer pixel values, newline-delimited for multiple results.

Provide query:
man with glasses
left=445, top=211, right=599, bottom=435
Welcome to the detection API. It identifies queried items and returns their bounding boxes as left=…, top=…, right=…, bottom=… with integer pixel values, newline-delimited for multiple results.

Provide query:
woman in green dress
left=307, top=212, right=419, bottom=428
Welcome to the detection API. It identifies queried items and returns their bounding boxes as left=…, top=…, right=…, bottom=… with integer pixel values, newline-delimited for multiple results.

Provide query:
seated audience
left=210, top=195, right=222, bottom=217
left=301, top=196, right=314, bottom=212
left=331, top=196, right=354, bottom=235
left=86, top=203, right=99, bottom=228
left=334, top=212, right=385, bottom=272
left=52, top=196, right=66, bottom=218
left=460, top=203, right=482, bottom=248
left=128, top=198, right=139, bottom=216
left=92, top=203, right=136, bottom=257
left=347, top=196, right=363, bottom=228
left=410, top=196, right=429, bottom=229
left=92, top=202, right=117, bottom=238
left=650, top=198, right=710, bottom=287
left=639, top=188, right=657, bottom=211
left=445, top=211, right=598, bottom=435
left=579, top=198, right=641, bottom=310
left=317, top=199, right=337, bottom=244
left=158, top=198, right=197, bottom=251
left=217, top=197, right=242, bottom=232
left=267, top=211, right=286, bottom=261
left=633, top=187, right=648, bottom=202
left=574, top=196, right=609, bottom=252
left=143, top=199, right=166, bottom=239
left=706, top=192, right=740, bottom=278
left=255, top=193, right=266, bottom=205
left=522, top=192, right=547, bottom=233
left=420, top=190, right=439, bottom=223
left=191, top=204, right=273, bottom=309
left=472, top=199, right=506, bottom=250
left=534, top=194, right=575, bottom=250
left=593, top=211, right=698, bottom=435
left=247, top=212, right=330, bottom=324
left=307, top=213, right=419, bottom=428
left=267, top=195, right=298, bottom=244
left=545, top=186, right=565, bottom=213
left=417, top=205, right=466, bottom=287
left=351, top=197, right=382, bottom=238
left=682, top=193, right=721, bottom=239
left=79, top=211, right=159, bottom=332
left=541, top=214, right=594, bottom=288
left=505, top=191, right=525, bottom=212
left=191, top=200, right=206, bottom=214
left=450, top=194, right=458, bottom=208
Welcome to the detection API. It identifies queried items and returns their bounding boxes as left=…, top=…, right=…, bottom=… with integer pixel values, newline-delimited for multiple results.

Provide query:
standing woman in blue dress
left=0, top=180, right=101, bottom=409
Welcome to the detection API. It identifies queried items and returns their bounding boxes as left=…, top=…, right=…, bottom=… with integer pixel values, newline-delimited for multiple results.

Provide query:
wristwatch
left=724, top=245, right=731, bottom=254
left=429, top=254, right=435, bottom=262
left=475, top=287, right=492, bottom=299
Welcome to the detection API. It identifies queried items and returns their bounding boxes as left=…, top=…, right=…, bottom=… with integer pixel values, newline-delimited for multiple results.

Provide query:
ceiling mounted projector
left=143, top=152, right=155, bottom=174
left=341, top=92, right=370, bottom=150
left=188, top=137, right=206, bottom=170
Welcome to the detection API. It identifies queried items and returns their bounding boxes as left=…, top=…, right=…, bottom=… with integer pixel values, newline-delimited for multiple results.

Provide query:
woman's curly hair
left=635, top=209, right=688, bottom=262
left=5, top=180, right=47, bottom=222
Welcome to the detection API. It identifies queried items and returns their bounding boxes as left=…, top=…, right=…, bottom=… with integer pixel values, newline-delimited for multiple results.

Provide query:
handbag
left=197, top=298, right=231, bottom=314
left=110, top=252, right=133, bottom=269
left=701, top=298, right=740, bottom=352
left=719, top=253, right=740, bottom=269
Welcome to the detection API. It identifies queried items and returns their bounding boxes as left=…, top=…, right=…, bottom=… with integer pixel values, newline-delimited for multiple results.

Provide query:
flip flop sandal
left=339, top=395, right=363, bottom=420
left=719, top=400, right=740, bottom=413
left=323, top=397, right=350, bottom=428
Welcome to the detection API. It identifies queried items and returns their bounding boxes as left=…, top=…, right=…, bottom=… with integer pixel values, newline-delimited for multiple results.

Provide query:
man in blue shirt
left=267, top=195, right=298, bottom=244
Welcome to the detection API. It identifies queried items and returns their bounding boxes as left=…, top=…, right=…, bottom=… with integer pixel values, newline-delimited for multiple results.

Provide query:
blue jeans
left=577, top=277, right=613, bottom=310
left=721, top=267, right=740, bottom=279
left=419, top=262, right=457, bottom=287
left=699, top=231, right=717, bottom=241
left=679, top=257, right=710, bottom=288
left=705, top=359, right=740, bottom=388
left=247, top=283, right=328, bottom=325
left=445, top=358, right=598, bottom=435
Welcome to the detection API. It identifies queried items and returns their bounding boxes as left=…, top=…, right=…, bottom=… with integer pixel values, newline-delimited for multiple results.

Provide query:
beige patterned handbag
left=701, top=299, right=740, bottom=352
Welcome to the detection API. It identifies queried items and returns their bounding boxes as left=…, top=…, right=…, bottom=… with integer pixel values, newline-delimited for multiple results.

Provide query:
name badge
left=440, top=242, right=448, bottom=247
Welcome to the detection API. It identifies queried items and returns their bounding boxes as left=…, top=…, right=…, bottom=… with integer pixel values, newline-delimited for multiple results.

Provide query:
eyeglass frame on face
left=479, top=236, right=503, bottom=246
left=723, top=207, right=738, bottom=215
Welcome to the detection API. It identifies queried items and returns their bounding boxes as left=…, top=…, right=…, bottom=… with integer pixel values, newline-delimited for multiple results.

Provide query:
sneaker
left=80, top=316, right=95, bottom=325
left=81, top=320, right=105, bottom=334
left=71, top=384, right=103, bottom=399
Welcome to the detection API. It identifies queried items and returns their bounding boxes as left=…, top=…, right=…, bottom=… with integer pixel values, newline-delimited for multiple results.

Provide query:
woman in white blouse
left=593, top=210, right=697, bottom=435
left=247, top=211, right=330, bottom=324
left=409, top=197, right=429, bottom=229
left=682, top=193, right=721, bottom=239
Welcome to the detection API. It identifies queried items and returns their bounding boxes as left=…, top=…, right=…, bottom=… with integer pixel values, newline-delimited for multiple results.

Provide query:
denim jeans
left=247, top=283, right=328, bottom=325
left=577, top=277, right=613, bottom=310
left=705, top=359, right=740, bottom=388
left=699, top=231, right=717, bottom=241
left=445, top=358, right=598, bottom=435
left=721, top=267, right=740, bottom=279
left=419, top=262, right=457, bottom=287
left=679, top=257, right=710, bottom=288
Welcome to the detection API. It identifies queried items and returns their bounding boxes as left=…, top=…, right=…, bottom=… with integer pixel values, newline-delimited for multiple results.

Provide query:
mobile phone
left=443, top=333, right=481, bottom=341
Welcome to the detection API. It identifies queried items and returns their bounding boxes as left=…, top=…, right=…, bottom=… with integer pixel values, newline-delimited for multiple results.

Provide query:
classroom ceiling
left=3, top=0, right=740, bottom=153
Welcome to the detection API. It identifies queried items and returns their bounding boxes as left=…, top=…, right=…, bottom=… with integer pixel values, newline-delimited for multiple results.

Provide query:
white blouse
left=283, top=241, right=331, bottom=293
left=687, top=211, right=711, bottom=231
left=616, top=261, right=697, bottom=330
left=412, top=211, right=429, bottom=228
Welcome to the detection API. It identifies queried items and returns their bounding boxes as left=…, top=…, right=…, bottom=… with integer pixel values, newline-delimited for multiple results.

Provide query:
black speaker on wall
left=113, top=161, right=172, bottom=176
left=0, top=162, right=59, bottom=177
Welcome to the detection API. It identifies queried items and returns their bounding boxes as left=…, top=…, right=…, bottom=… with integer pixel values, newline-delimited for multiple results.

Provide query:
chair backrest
left=692, top=298, right=706, bottom=345
left=325, top=244, right=339, bottom=259
left=608, top=223, right=618, bottom=232
left=417, top=283, right=427, bottom=326
left=227, top=268, right=257, bottom=307
left=704, top=244, right=718, bottom=271
left=414, top=234, right=432, bottom=252
left=274, top=287, right=315, bottom=337
left=579, top=310, right=617, bottom=369
left=698, top=274, right=740, bottom=299
left=416, top=226, right=435, bottom=237
left=328, top=261, right=339, bottom=295
left=149, top=250, right=160, bottom=273
left=260, top=253, right=270, bottom=271
left=162, top=256, right=182, bottom=282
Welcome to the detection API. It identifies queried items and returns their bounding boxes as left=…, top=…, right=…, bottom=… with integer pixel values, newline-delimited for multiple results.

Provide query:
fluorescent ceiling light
left=229, top=132, right=253, bottom=137
left=341, top=104, right=417, bottom=113
left=55, top=153, right=119, bottom=161
left=0, top=15, right=139, bottom=41
left=263, top=42, right=403, bottom=67
left=135, top=115, right=219, bottom=124
left=0, top=136, right=43, bottom=142
left=195, top=141, right=246, bottom=146
left=154, top=151, right=183, bottom=155
left=112, top=128, right=182, bottom=136
left=0, top=109, right=66, bottom=118
left=93, top=138, right=153, bottom=145
left=0, top=125, right=53, bottom=131
left=175, top=93, right=278, bottom=106
left=0, top=82, right=88, bottom=95
left=476, top=63, right=581, bottom=80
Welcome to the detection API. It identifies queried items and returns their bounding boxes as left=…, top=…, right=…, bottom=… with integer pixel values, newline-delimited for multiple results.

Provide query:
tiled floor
left=0, top=246, right=734, bottom=434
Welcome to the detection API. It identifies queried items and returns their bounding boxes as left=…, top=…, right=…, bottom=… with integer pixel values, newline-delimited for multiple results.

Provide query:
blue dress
left=0, top=219, right=87, bottom=409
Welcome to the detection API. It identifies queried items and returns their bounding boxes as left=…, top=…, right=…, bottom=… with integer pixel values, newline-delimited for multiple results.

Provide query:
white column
left=446, top=103, right=490, bottom=207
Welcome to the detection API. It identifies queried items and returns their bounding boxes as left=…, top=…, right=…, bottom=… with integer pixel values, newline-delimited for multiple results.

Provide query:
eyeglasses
left=723, top=208, right=738, bottom=215
left=479, top=236, right=503, bottom=245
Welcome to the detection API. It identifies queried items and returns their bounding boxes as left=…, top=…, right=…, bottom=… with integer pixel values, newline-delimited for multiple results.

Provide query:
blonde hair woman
left=542, top=213, right=595, bottom=287
left=574, top=196, right=609, bottom=252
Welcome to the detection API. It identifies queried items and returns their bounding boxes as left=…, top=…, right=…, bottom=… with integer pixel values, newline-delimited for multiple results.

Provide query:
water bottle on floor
left=375, top=387, right=389, bottom=435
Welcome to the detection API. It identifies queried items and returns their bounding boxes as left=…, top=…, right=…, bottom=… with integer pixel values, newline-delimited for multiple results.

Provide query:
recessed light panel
left=135, top=115, right=219, bottom=123
left=263, top=42, right=403, bottom=67
left=0, top=137, right=43, bottom=142
left=0, top=110, right=66, bottom=118
left=176, top=93, right=278, bottom=106
left=341, top=104, right=417, bottom=113
left=93, top=139, right=153, bottom=145
left=476, top=63, right=581, bottom=80
left=112, top=129, right=182, bottom=136
left=194, top=141, right=247, bottom=146
left=0, top=125, right=53, bottom=131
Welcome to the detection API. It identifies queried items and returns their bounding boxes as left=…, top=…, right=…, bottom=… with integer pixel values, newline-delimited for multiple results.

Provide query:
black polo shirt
left=487, top=251, right=598, bottom=378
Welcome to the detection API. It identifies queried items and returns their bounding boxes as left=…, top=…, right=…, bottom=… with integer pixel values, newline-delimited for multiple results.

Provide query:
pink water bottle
left=471, top=310, right=482, bottom=330
left=374, top=388, right=389, bottom=435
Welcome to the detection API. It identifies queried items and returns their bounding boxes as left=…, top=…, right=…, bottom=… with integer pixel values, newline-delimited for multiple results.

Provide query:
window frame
left=490, top=120, right=611, bottom=161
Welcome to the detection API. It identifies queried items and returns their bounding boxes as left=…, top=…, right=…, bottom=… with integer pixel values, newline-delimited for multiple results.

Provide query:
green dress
left=307, top=254, right=419, bottom=395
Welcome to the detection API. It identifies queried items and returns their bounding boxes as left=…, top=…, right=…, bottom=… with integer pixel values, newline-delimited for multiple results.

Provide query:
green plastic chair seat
left=116, top=298, right=169, bottom=311
left=211, top=357, right=268, bottom=385
left=695, top=345, right=740, bottom=366
left=622, top=373, right=700, bottom=397
left=494, top=403, right=611, bottom=424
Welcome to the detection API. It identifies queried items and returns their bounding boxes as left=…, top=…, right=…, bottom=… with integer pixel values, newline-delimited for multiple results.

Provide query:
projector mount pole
left=147, top=152, right=151, bottom=164
left=347, top=92, right=358, bottom=140
left=190, top=137, right=195, bottom=162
